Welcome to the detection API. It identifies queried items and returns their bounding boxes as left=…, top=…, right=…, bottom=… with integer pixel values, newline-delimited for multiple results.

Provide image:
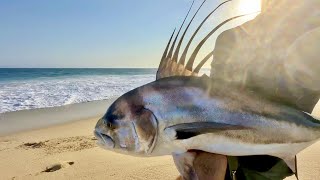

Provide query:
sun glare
left=238, top=0, right=261, bottom=13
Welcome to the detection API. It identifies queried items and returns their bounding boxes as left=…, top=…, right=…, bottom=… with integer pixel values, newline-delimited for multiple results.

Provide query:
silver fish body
left=94, top=76, right=320, bottom=165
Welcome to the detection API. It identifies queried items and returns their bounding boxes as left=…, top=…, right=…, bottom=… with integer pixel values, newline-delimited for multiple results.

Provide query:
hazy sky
left=0, top=0, right=260, bottom=68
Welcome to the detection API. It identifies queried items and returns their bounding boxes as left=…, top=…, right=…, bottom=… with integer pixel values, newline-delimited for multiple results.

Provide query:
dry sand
left=0, top=117, right=179, bottom=180
left=0, top=100, right=319, bottom=180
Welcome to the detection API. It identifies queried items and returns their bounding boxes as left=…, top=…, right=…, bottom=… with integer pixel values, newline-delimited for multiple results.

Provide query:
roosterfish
left=94, top=0, right=320, bottom=179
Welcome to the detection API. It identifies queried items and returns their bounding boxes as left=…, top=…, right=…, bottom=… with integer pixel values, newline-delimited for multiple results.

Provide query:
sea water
left=0, top=68, right=210, bottom=114
left=0, top=68, right=156, bottom=113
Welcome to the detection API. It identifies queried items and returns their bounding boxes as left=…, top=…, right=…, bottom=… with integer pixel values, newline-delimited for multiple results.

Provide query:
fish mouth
left=94, top=130, right=115, bottom=149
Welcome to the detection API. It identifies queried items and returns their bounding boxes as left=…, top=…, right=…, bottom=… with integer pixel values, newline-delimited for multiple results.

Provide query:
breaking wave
left=0, top=74, right=154, bottom=113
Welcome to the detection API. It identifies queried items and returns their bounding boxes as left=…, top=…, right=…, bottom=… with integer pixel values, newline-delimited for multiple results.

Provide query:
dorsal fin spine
left=172, top=0, right=207, bottom=63
left=186, top=12, right=259, bottom=71
left=166, top=0, right=195, bottom=60
left=178, top=0, right=232, bottom=66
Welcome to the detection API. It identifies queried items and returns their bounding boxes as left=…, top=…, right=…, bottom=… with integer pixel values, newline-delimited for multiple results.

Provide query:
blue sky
left=0, top=0, right=260, bottom=68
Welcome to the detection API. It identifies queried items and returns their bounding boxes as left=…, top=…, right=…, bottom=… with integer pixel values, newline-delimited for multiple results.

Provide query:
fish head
left=94, top=87, right=158, bottom=156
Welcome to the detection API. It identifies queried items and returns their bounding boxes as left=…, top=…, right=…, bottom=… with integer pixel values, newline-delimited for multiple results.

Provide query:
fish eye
left=106, top=122, right=114, bottom=129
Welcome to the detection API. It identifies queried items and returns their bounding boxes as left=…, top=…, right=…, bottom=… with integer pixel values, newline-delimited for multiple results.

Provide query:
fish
left=95, top=0, right=320, bottom=179
left=94, top=75, right=320, bottom=169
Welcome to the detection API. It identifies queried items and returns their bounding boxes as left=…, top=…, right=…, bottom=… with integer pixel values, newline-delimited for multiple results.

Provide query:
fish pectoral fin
left=165, top=122, right=248, bottom=140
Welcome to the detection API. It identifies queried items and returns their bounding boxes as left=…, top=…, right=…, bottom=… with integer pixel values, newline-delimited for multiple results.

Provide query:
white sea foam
left=0, top=75, right=154, bottom=113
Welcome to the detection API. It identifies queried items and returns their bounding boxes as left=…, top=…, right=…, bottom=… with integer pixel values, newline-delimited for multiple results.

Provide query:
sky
left=0, top=0, right=260, bottom=68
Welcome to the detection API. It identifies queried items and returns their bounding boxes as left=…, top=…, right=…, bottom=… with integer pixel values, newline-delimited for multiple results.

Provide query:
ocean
left=0, top=68, right=210, bottom=114
left=0, top=68, right=157, bottom=114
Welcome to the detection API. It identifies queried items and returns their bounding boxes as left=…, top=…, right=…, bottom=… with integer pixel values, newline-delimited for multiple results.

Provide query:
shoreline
left=0, top=98, right=117, bottom=136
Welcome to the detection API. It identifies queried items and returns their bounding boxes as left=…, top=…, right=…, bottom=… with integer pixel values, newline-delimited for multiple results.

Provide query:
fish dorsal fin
left=164, top=122, right=248, bottom=140
left=156, top=1, right=243, bottom=80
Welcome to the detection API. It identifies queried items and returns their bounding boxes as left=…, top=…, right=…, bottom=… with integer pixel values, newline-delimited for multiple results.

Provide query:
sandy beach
left=0, top=99, right=319, bottom=180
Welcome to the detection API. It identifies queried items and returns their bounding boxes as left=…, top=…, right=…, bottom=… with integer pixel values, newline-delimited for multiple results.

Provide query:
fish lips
left=94, top=130, right=115, bottom=149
